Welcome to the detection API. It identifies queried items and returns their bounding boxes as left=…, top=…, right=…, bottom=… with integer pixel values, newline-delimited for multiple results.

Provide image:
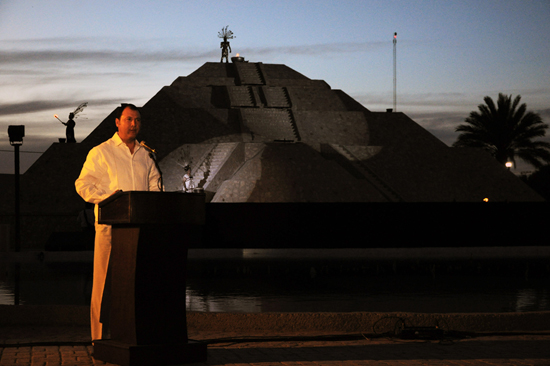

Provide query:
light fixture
left=8, top=125, right=25, bottom=146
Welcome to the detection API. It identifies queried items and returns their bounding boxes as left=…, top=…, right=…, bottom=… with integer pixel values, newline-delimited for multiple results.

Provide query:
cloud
left=408, top=108, right=550, bottom=148
left=0, top=98, right=121, bottom=117
left=352, top=91, right=483, bottom=113
left=535, top=108, right=550, bottom=119
left=0, top=49, right=218, bottom=66
left=241, top=41, right=387, bottom=57
left=0, top=36, right=389, bottom=68
left=406, top=111, right=465, bottom=145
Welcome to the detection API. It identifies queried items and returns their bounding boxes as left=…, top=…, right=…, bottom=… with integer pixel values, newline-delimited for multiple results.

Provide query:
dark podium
left=94, top=191, right=207, bottom=366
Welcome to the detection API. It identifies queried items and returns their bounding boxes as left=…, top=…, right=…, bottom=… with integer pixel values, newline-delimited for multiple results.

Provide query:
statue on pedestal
left=218, top=25, right=235, bottom=63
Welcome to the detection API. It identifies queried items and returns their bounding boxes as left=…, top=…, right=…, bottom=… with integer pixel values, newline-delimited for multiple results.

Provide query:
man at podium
left=75, top=103, right=161, bottom=341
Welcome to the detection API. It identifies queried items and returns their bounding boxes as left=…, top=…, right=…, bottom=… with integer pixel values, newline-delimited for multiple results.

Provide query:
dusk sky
left=1, top=0, right=549, bottom=174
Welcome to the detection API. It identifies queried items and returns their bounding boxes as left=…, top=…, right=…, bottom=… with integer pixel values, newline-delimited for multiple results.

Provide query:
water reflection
left=0, top=284, right=15, bottom=305
left=0, top=261, right=92, bottom=306
left=183, top=273, right=550, bottom=313
left=1, top=258, right=549, bottom=313
left=186, top=289, right=261, bottom=312
left=515, top=289, right=549, bottom=312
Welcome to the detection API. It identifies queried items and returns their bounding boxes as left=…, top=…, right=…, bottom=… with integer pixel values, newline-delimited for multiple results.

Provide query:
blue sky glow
left=1, top=0, right=549, bottom=174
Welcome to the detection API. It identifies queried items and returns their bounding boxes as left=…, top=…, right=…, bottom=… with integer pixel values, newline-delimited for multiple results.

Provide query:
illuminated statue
left=182, top=165, right=195, bottom=192
left=218, top=26, right=234, bottom=63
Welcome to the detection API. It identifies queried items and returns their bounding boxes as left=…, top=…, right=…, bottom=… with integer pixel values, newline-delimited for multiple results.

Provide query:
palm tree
left=453, top=93, right=550, bottom=169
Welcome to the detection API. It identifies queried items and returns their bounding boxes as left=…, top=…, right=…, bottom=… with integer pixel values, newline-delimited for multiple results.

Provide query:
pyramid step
left=287, top=109, right=300, bottom=141
left=262, top=87, right=291, bottom=108
left=241, top=109, right=298, bottom=142
left=332, top=144, right=403, bottom=202
left=193, top=143, right=239, bottom=190
left=235, top=63, right=265, bottom=85
left=228, top=86, right=255, bottom=107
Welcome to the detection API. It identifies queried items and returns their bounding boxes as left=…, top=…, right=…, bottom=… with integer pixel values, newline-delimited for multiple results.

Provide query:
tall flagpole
left=393, top=32, right=397, bottom=112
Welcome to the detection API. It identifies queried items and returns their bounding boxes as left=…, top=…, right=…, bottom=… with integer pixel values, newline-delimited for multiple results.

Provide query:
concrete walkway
left=1, top=326, right=550, bottom=365
left=1, top=308, right=550, bottom=365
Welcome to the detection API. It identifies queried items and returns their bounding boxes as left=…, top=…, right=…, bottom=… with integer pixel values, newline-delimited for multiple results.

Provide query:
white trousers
left=91, top=223, right=111, bottom=341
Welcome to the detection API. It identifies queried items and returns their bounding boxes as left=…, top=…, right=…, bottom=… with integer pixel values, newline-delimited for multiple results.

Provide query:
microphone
left=140, top=141, right=163, bottom=191
left=140, top=141, right=156, bottom=154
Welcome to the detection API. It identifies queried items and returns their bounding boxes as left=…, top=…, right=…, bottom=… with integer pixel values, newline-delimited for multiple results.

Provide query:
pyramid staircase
left=331, top=144, right=404, bottom=202
left=228, top=63, right=299, bottom=142
left=240, top=108, right=299, bottom=142
left=227, top=86, right=256, bottom=107
left=262, top=86, right=291, bottom=108
left=234, top=62, right=265, bottom=85
left=191, top=143, right=240, bottom=190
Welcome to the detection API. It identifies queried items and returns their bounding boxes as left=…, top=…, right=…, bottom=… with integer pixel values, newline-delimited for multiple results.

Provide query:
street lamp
left=8, top=125, right=24, bottom=145
left=505, top=161, right=513, bottom=170
left=8, top=125, right=24, bottom=306
left=8, top=125, right=24, bottom=253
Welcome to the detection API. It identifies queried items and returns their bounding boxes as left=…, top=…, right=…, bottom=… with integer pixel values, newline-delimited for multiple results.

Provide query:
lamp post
left=393, top=32, right=397, bottom=112
left=8, top=126, right=24, bottom=252
left=8, top=125, right=24, bottom=306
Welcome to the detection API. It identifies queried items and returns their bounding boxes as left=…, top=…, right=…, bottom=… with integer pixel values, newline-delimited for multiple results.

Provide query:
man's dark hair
left=116, top=103, right=139, bottom=120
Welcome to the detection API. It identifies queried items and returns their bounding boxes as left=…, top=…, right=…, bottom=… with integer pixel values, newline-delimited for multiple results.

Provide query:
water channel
left=1, top=249, right=549, bottom=313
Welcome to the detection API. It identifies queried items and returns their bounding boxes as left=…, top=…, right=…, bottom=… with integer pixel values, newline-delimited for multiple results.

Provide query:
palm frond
left=453, top=93, right=550, bottom=169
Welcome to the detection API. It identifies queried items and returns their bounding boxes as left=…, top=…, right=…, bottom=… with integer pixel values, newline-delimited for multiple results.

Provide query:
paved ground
left=1, top=326, right=550, bottom=366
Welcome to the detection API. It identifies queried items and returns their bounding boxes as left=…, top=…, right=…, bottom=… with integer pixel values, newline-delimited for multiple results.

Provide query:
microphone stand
left=140, top=141, right=164, bottom=192
left=149, top=152, right=164, bottom=192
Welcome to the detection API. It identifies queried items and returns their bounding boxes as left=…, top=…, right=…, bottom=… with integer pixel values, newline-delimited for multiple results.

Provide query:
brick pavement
left=1, top=327, right=550, bottom=366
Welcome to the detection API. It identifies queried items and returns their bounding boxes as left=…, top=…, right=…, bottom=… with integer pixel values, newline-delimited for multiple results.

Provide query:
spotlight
left=8, top=125, right=25, bottom=146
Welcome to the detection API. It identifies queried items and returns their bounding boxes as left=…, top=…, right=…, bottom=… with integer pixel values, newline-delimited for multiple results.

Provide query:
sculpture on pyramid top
left=218, top=25, right=234, bottom=63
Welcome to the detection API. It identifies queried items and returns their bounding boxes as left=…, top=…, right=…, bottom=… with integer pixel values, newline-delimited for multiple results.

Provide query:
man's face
left=116, top=107, right=141, bottom=143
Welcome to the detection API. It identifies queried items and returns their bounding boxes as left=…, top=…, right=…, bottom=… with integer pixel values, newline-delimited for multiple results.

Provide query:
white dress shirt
left=75, top=132, right=161, bottom=218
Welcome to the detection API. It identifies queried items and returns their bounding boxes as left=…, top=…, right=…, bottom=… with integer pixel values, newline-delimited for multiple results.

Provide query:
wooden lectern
left=93, top=191, right=207, bottom=366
